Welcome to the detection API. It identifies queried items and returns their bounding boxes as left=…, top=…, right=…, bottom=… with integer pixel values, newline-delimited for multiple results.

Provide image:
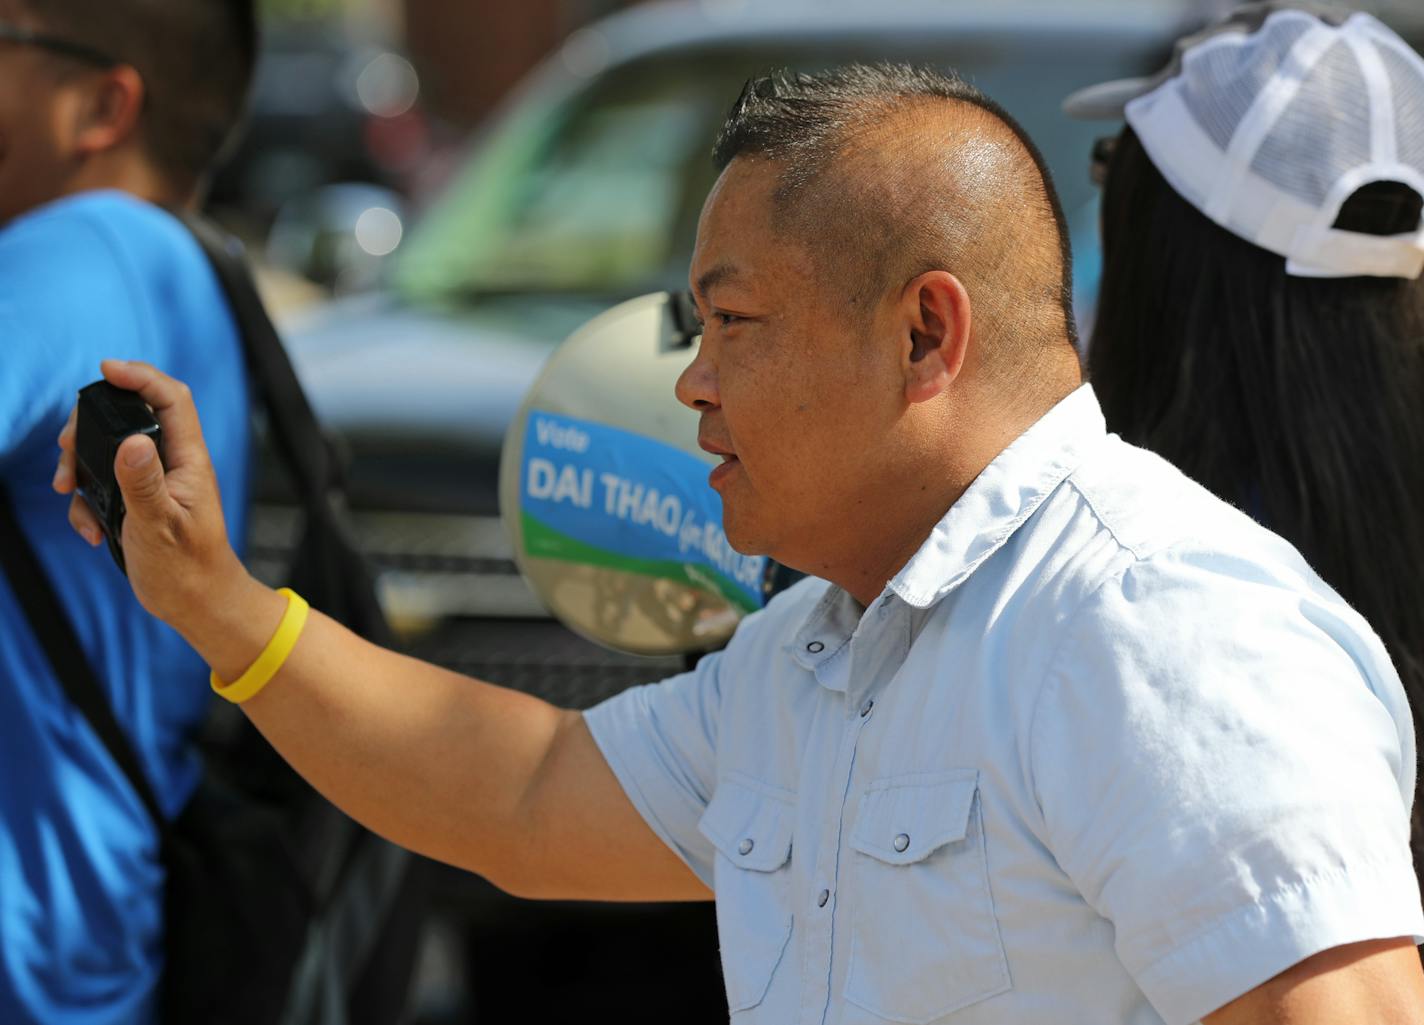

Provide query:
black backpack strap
left=179, top=215, right=340, bottom=505
left=176, top=217, right=416, bottom=1016
left=0, top=484, right=167, bottom=831
left=179, top=215, right=393, bottom=648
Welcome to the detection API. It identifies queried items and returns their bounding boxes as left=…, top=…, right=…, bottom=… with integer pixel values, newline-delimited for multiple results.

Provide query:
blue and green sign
left=520, top=410, right=768, bottom=613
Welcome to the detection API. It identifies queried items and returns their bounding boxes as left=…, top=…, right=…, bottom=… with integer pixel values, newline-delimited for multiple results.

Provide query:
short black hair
left=23, top=0, right=258, bottom=190
left=710, top=63, right=1078, bottom=352
left=713, top=64, right=1031, bottom=182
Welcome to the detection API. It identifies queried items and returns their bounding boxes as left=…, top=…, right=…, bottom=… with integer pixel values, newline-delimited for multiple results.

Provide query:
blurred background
left=216, top=1, right=1424, bottom=1021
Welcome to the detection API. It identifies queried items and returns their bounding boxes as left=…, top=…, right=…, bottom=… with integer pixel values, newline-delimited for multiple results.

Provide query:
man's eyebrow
left=693, top=263, right=742, bottom=301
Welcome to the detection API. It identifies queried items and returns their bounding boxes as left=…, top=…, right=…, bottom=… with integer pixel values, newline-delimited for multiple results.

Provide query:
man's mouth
left=699, top=437, right=737, bottom=460
left=701, top=440, right=741, bottom=489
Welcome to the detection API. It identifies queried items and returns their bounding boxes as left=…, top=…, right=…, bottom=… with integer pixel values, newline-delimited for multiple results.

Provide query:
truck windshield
left=393, top=56, right=738, bottom=303
left=391, top=38, right=1166, bottom=308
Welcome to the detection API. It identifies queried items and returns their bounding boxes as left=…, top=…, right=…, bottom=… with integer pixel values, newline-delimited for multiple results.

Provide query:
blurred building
left=401, top=0, right=642, bottom=129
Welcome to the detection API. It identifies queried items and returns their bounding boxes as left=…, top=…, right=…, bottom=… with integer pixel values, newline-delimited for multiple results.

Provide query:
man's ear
left=900, top=270, right=971, bottom=405
left=70, top=65, right=145, bottom=157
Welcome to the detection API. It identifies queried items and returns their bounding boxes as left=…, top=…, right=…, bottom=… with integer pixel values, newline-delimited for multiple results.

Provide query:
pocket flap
left=849, top=770, right=978, bottom=866
left=698, top=778, right=794, bottom=872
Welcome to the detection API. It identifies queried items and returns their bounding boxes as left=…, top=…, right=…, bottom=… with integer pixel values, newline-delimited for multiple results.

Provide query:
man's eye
left=691, top=310, right=744, bottom=331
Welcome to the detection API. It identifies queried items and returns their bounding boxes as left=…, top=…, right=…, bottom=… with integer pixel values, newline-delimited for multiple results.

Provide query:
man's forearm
left=1203, top=937, right=1424, bottom=1024
left=185, top=574, right=571, bottom=887
left=56, top=361, right=707, bottom=903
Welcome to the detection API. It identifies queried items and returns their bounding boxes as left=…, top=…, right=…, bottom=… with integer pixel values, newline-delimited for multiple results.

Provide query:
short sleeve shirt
left=586, top=385, right=1422, bottom=1025
left=0, top=192, right=251, bottom=1024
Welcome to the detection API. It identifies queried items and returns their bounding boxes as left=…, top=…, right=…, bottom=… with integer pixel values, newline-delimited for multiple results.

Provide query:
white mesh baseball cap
left=1064, top=2, right=1424, bottom=279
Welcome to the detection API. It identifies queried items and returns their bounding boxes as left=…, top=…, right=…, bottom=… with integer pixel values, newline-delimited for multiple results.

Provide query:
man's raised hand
left=53, top=360, right=250, bottom=634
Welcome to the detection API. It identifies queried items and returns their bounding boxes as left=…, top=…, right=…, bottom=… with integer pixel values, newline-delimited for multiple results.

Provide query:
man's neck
left=777, top=449, right=981, bottom=608
left=836, top=498, right=966, bottom=608
left=64, top=155, right=186, bottom=212
left=797, top=386, right=1077, bottom=607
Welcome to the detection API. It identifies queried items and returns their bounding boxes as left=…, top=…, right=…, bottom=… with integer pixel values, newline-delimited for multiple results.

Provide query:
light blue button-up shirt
left=585, top=385, right=1421, bottom=1025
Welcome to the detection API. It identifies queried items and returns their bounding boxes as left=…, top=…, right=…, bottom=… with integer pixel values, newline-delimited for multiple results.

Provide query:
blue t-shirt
left=0, top=192, right=251, bottom=1024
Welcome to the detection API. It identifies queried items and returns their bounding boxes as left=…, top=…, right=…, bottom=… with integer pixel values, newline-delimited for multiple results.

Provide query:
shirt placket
left=798, top=597, right=904, bottom=1025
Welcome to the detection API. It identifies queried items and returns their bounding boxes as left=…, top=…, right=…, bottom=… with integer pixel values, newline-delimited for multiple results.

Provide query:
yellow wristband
left=210, top=588, right=310, bottom=704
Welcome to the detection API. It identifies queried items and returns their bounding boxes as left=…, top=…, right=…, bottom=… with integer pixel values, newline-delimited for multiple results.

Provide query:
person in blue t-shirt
left=0, top=1, right=257, bottom=1020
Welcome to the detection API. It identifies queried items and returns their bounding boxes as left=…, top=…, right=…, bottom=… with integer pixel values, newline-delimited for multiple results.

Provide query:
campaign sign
left=520, top=410, right=768, bottom=612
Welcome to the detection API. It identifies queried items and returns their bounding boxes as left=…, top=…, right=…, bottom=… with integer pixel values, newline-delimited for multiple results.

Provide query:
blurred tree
left=402, top=0, right=644, bottom=130
left=259, top=0, right=345, bottom=20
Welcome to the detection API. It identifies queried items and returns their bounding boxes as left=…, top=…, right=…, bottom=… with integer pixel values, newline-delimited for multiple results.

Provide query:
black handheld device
left=74, top=381, right=162, bottom=575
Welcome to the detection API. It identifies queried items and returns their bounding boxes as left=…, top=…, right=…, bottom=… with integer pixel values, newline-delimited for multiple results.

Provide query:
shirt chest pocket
left=698, top=779, right=796, bottom=1015
left=846, top=770, right=1010, bottom=1023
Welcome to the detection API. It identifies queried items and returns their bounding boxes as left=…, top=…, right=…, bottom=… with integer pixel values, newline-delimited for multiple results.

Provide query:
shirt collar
left=791, top=384, right=1105, bottom=677
left=889, top=384, right=1105, bottom=608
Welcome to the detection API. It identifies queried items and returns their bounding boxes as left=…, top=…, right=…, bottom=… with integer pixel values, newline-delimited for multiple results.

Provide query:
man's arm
left=55, top=360, right=709, bottom=903
left=1204, top=937, right=1424, bottom=1025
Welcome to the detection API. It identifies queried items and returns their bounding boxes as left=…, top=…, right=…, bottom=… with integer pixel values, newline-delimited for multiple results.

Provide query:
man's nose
left=675, top=343, right=719, bottom=412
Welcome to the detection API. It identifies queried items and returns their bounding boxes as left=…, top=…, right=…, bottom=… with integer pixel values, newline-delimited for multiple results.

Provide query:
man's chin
left=721, top=513, right=774, bottom=560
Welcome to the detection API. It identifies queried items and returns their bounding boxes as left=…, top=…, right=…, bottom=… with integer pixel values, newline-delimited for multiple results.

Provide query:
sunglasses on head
left=0, top=21, right=118, bottom=68
left=1090, top=135, right=1119, bottom=188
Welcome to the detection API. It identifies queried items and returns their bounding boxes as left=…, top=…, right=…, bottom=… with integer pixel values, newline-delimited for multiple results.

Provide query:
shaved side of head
left=10, top=0, right=257, bottom=191
left=712, top=64, right=1078, bottom=389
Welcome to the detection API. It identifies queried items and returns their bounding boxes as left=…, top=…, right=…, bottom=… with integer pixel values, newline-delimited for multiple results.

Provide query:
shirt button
left=893, top=833, right=911, bottom=853
left=738, top=838, right=755, bottom=856
left=807, top=641, right=825, bottom=654
left=817, top=889, right=830, bottom=908
left=860, top=698, right=874, bottom=718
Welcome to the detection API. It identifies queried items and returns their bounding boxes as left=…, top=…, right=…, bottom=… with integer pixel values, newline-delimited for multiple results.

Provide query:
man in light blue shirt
left=589, top=380, right=1420, bottom=1024
left=54, top=63, right=1424, bottom=1024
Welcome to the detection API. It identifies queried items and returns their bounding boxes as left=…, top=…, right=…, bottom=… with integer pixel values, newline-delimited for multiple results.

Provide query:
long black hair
left=1090, top=126, right=1424, bottom=885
